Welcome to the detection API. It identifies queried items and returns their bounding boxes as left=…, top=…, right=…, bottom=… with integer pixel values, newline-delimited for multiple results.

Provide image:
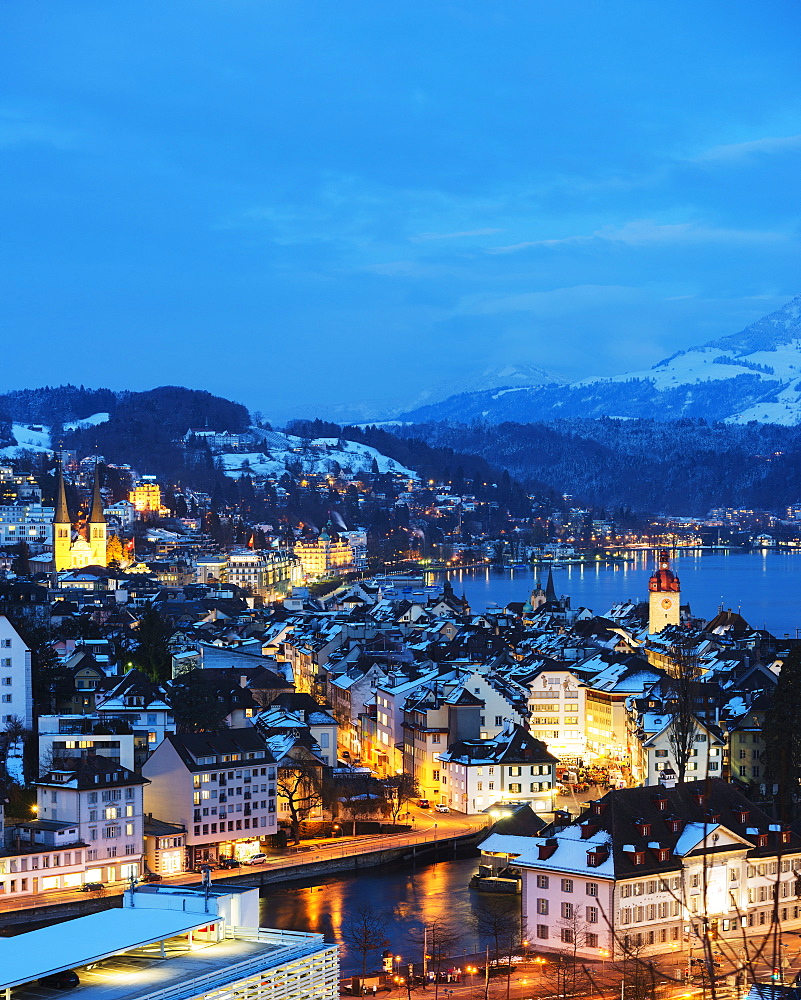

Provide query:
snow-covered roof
left=0, top=907, right=221, bottom=990
left=480, top=833, right=540, bottom=857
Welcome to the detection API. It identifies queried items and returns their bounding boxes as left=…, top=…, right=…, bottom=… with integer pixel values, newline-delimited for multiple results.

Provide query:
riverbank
left=0, top=821, right=484, bottom=932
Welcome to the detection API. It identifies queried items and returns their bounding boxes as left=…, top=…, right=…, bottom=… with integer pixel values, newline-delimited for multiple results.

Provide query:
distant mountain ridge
left=400, top=296, right=801, bottom=426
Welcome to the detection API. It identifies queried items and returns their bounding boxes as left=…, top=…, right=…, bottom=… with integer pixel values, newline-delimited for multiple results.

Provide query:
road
left=0, top=806, right=486, bottom=914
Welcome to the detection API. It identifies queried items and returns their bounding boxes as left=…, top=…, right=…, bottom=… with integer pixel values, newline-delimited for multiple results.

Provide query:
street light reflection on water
left=259, top=856, right=516, bottom=976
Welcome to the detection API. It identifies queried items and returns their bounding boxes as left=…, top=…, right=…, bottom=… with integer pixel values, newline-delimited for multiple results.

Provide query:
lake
left=440, top=549, right=801, bottom=639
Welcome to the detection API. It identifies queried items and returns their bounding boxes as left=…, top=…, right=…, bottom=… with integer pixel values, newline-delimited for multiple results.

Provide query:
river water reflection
left=259, top=856, right=516, bottom=976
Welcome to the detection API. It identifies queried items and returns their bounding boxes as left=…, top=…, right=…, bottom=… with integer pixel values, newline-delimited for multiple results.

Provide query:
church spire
left=54, top=454, right=71, bottom=524
left=545, top=567, right=557, bottom=604
left=89, top=460, right=105, bottom=524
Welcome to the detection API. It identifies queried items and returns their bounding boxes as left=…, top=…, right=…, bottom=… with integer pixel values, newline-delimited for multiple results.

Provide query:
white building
left=0, top=614, right=33, bottom=729
left=30, top=755, right=147, bottom=887
left=527, top=666, right=587, bottom=763
left=0, top=883, right=339, bottom=1000
left=142, top=729, right=278, bottom=867
left=627, top=708, right=726, bottom=786
left=514, top=780, right=801, bottom=960
left=438, top=722, right=557, bottom=814
left=0, top=502, right=54, bottom=551
left=38, top=715, right=136, bottom=770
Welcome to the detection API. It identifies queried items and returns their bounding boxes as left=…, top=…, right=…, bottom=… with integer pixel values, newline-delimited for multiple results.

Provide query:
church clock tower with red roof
left=648, top=549, right=680, bottom=633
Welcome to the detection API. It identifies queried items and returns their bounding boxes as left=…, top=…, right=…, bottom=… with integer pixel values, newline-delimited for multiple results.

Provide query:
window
left=536, top=924, right=548, bottom=939
left=495, top=716, right=504, bottom=727
left=536, top=874, right=549, bottom=889
left=561, top=928, right=574, bottom=943
left=562, top=902, right=573, bottom=919
left=586, top=882, right=598, bottom=897
left=561, top=878, right=573, bottom=893
left=508, top=766, right=521, bottom=776
left=509, top=783, right=522, bottom=794
left=587, top=932, right=599, bottom=948
left=587, top=906, right=598, bottom=923
left=537, top=898, right=548, bottom=914
left=432, top=770, right=440, bottom=782
left=430, top=734, right=441, bottom=744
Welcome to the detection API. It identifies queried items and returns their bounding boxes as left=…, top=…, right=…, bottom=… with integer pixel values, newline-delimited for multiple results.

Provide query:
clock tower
left=648, top=549, right=680, bottom=633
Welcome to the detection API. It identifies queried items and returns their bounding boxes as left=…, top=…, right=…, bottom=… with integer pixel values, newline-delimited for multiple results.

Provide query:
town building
left=513, top=779, right=801, bottom=959
left=648, top=549, right=681, bottom=634
left=23, top=755, right=148, bottom=888
left=438, top=721, right=558, bottom=813
left=128, top=475, right=163, bottom=515
left=294, top=523, right=354, bottom=579
left=0, top=883, right=339, bottom=1000
left=142, top=730, right=278, bottom=866
left=0, top=615, right=32, bottom=730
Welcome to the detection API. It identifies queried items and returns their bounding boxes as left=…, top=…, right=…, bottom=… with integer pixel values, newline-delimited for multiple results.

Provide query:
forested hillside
left=392, top=418, right=801, bottom=514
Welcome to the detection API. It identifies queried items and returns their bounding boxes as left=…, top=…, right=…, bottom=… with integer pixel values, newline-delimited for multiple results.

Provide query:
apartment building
left=0, top=615, right=33, bottom=729
left=142, top=730, right=278, bottom=866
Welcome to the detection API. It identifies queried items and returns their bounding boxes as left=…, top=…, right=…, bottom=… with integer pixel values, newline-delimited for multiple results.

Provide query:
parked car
left=79, top=882, right=104, bottom=893
left=243, top=853, right=268, bottom=865
left=39, top=970, right=80, bottom=990
left=434, top=803, right=450, bottom=813
left=193, top=862, right=217, bottom=874
left=138, top=872, right=162, bottom=883
left=417, top=799, right=431, bottom=809
left=218, top=858, right=241, bottom=869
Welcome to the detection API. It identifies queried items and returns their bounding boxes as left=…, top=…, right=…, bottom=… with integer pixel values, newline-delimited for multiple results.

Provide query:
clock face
left=661, top=598, right=673, bottom=609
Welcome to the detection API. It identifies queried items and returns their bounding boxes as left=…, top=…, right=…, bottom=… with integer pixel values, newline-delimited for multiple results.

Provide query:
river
left=440, top=549, right=801, bottom=639
left=259, top=856, right=514, bottom=976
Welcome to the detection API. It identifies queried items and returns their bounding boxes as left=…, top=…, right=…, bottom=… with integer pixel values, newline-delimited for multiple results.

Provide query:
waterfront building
left=0, top=883, right=339, bottom=1000
left=27, top=754, right=147, bottom=886
left=627, top=705, right=726, bottom=786
left=142, top=729, right=278, bottom=866
left=648, top=549, right=680, bottom=634
left=0, top=614, right=32, bottom=729
left=438, top=721, right=557, bottom=813
left=514, top=779, right=801, bottom=959
left=0, top=501, right=54, bottom=551
left=526, top=665, right=587, bottom=763
left=143, top=815, right=187, bottom=875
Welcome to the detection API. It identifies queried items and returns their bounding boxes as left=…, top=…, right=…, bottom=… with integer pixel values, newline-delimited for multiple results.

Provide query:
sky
left=1, top=1, right=800, bottom=421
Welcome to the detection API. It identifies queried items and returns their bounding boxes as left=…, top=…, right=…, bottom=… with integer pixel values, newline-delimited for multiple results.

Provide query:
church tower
left=648, top=549, right=680, bottom=633
left=52, top=456, right=73, bottom=572
left=87, top=461, right=107, bottom=566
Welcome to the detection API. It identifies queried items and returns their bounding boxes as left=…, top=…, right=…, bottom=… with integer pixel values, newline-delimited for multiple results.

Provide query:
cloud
left=412, top=227, right=502, bottom=241
left=486, top=219, right=787, bottom=254
left=695, top=133, right=801, bottom=163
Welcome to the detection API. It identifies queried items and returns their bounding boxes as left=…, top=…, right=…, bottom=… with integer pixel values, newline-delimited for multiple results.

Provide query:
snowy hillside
left=0, top=423, right=52, bottom=458
left=401, top=296, right=801, bottom=426
left=63, top=412, right=110, bottom=432
left=218, top=431, right=418, bottom=480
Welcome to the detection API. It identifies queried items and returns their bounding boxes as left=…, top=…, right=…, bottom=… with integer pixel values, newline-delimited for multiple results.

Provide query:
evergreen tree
left=763, top=647, right=801, bottom=821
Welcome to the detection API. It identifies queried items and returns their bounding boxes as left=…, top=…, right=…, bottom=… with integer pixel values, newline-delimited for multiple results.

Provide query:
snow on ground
left=63, top=412, right=110, bottom=431
left=219, top=435, right=418, bottom=480
left=0, top=423, right=52, bottom=458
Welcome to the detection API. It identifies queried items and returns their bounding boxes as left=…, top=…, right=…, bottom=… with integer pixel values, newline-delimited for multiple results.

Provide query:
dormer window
left=665, top=816, right=682, bottom=834
left=734, top=808, right=749, bottom=823
left=755, top=833, right=769, bottom=848
left=634, top=819, right=652, bottom=837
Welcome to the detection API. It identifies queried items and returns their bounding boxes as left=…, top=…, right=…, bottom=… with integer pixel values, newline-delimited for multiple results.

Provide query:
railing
left=133, top=929, right=335, bottom=1000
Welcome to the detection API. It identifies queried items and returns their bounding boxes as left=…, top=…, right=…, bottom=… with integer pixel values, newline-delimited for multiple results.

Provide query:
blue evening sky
left=1, top=2, right=799, bottom=419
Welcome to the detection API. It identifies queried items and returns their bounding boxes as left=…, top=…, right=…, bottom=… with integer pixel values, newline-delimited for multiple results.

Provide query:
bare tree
left=382, top=772, right=419, bottom=824
left=341, top=901, right=390, bottom=979
left=666, top=644, right=702, bottom=783
left=275, top=756, right=326, bottom=844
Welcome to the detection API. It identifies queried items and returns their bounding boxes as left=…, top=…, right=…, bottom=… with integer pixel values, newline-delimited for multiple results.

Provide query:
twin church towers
left=52, top=459, right=107, bottom=571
